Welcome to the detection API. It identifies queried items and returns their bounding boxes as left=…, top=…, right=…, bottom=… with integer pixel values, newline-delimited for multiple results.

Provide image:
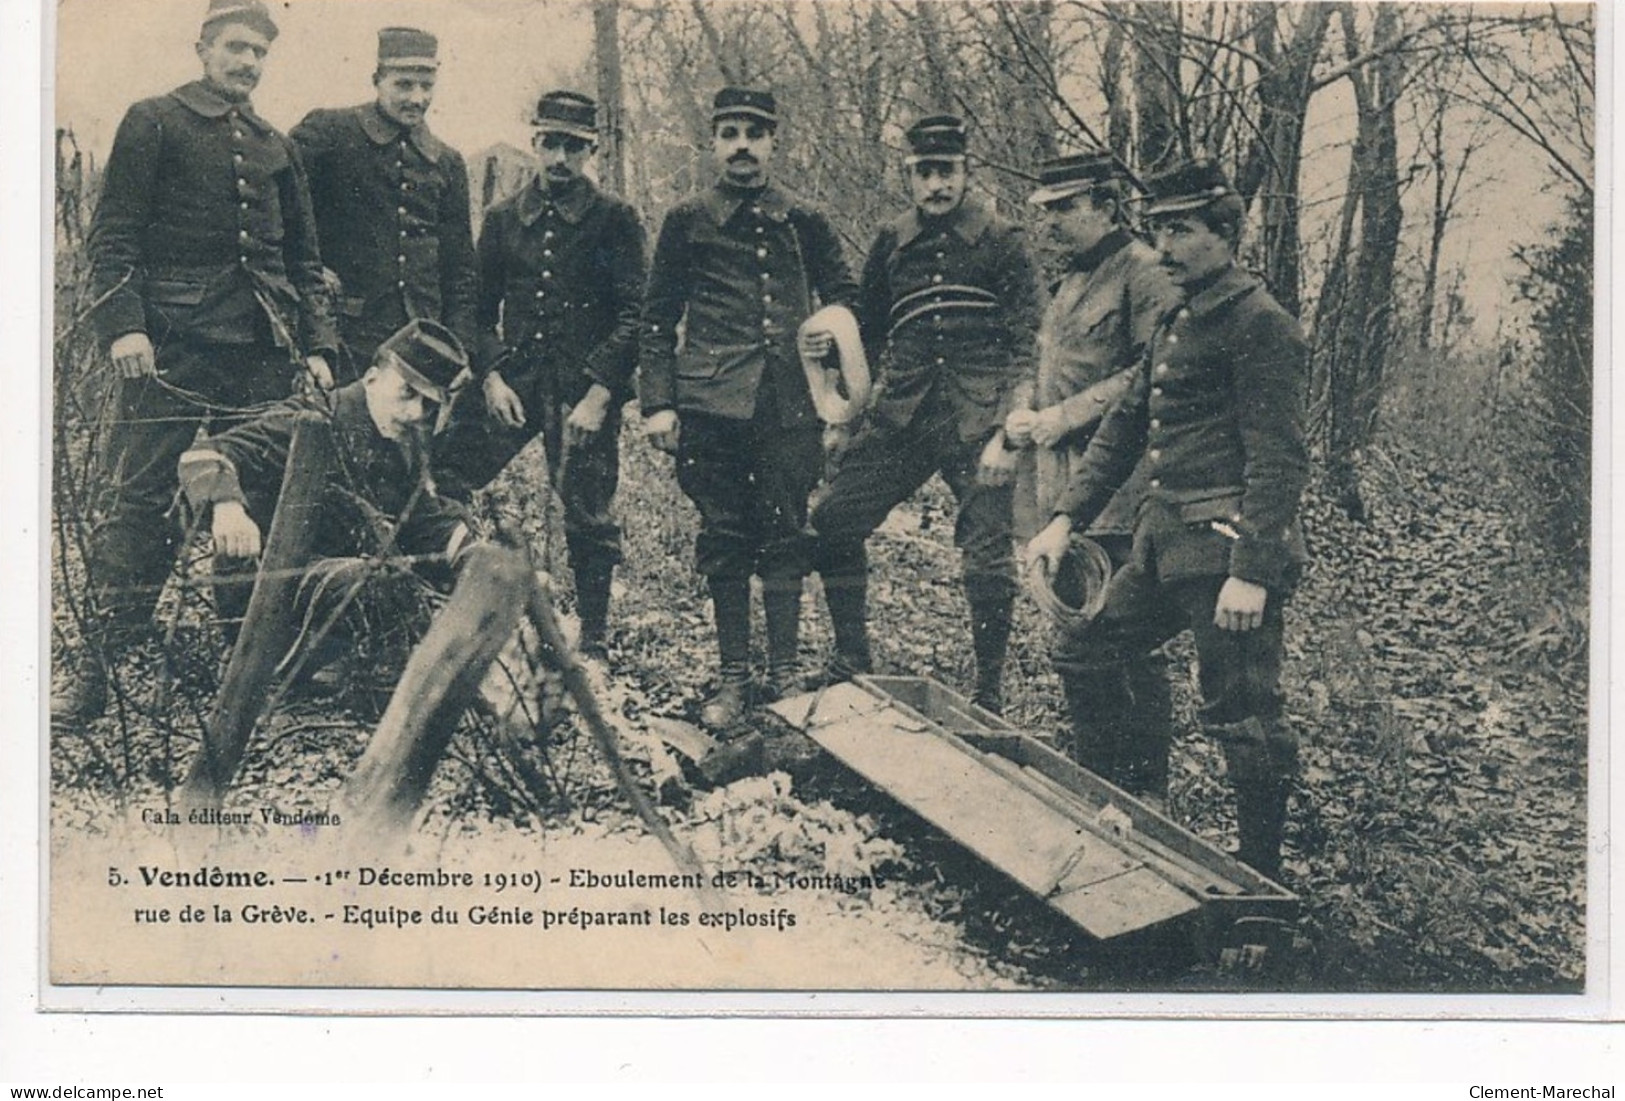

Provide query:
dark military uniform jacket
left=178, top=382, right=472, bottom=563
left=1056, top=264, right=1310, bottom=590
left=290, top=103, right=477, bottom=357
left=640, top=181, right=857, bottom=426
left=476, top=176, right=646, bottom=405
left=856, top=199, right=1040, bottom=442
left=1023, top=230, right=1177, bottom=537
left=88, top=80, right=337, bottom=354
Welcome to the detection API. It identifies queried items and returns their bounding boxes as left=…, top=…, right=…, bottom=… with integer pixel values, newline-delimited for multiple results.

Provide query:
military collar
left=702, top=181, right=792, bottom=227
left=170, top=80, right=271, bottom=132
left=1178, top=263, right=1259, bottom=322
left=517, top=175, right=598, bottom=226
left=358, top=102, right=443, bottom=160
left=894, top=198, right=993, bottom=248
left=1070, top=228, right=1133, bottom=275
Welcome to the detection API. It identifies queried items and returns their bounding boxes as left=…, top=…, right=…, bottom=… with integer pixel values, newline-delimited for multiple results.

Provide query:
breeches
left=674, top=411, right=821, bottom=582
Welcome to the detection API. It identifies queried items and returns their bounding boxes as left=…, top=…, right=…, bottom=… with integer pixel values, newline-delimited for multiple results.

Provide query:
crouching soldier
left=435, top=90, right=645, bottom=659
left=1011, top=150, right=1179, bottom=797
left=1024, top=160, right=1310, bottom=879
left=180, top=319, right=477, bottom=682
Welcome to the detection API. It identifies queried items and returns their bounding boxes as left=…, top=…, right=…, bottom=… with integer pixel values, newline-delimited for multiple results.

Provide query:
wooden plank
left=806, top=712, right=1200, bottom=938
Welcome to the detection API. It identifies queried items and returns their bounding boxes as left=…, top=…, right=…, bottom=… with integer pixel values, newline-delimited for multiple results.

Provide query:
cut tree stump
left=343, top=544, right=531, bottom=836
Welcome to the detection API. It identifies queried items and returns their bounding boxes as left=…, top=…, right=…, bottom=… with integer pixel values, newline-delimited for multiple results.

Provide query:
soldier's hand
left=304, top=354, right=335, bottom=391
left=798, top=328, right=835, bottom=362
left=564, top=383, right=613, bottom=449
left=484, top=371, right=527, bottom=429
left=1029, top=405, right=1069, bottom=448
left=1214, top=576, right=1268, bottom=632
left=976, top=430, right=1018, bottom=486
left=109, top=331, right=156, bottom=379
left=644, top=409, right=680, bottom=455
left=1025, top=515, right=1073, bottom=575
left=822, top=422, right=854, bottom=465
left=211, top=501, right=262, bottom=560
left=1004, top=408, right=1038, bottom=447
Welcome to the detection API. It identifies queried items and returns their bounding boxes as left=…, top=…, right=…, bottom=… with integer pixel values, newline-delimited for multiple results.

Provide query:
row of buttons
left=1145, top=308, right=1193, bottom=489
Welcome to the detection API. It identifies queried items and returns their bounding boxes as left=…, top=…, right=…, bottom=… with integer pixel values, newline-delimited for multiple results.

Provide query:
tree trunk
left=594, top=0, right=626, bottom=195
left=1132, top=2, right=1184, bottom=173
left=181, top=413, right=333, bottom=807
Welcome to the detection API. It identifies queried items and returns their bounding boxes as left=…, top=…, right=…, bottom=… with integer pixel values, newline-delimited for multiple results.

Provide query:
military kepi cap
left=1140, top=158, right=1235, bottom=217
left=202, top=0, right=278, bottom=41
left=376, top=319, right=469, bottom=410
left=905, top=115, right=968, bottom=164
left=377, top=26, right=440, bottom=70
left=533, top=90, right=598, bottom=140
left=1029, top=150, right=1122, bottom=206
left=712, top=87, right=778, bottom=128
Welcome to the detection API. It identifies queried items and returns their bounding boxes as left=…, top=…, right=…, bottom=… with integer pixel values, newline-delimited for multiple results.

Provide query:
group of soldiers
left=56, top=0, right=1310, bottom=880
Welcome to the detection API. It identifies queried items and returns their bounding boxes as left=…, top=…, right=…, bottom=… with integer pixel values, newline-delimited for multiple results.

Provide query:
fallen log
left=342, top=544, right=530, bottom=836
left=180, top=412, right=332, bottom=808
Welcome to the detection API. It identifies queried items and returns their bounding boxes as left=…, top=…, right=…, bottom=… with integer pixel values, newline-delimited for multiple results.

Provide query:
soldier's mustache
left=728, top=153, right=758, bottom=164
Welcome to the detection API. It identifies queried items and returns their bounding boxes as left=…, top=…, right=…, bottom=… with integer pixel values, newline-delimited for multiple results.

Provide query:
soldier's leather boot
left=573, top=561, right=613, bottom=660
left=809, top=572, right=872, bottom=688
left=1215, top=716, right=1299, bottom=881
left=762, top=579, right=803, bottom=702
left=52, top=647, right=108, bottom=722
left=701, top=577, right=753, bottom=731
left=965, top=573, right=1015, bottom=716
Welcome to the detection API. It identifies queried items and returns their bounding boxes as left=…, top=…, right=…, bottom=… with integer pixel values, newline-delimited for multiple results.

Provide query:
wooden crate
left=770, top=675, right=1298, bottom=947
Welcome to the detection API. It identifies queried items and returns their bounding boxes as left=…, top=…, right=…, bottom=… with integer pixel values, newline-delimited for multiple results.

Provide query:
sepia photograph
left=41, top=0, right=1601, bottom=1002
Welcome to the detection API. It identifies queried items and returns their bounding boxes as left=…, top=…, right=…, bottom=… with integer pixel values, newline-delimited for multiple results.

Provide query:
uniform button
left=542, top=270, right=552, bottom=279
left=1149, top=448, right=1162, bottom=461
left=1166, top=333, right=1179, bottom=345
left=233, top=130, right=243, bottom=140
left=535, top=291, right=545, bottom=299
left=238, top=230, right=249, bottom=241
left=762, top=319, right=772, bottom=331
left=239, top=255, right=248, bottom=265
left=756, top=247, right=769, bottom=259
left=1178, top=308, right=1190, bottom=318
left=750, top=206, right=760, bottom=215
left=755, top=225, right=765, bottom=235
left=763, top=294, right=773, bottom=304
left=1152, top=387, right=1164, bottom=397
left=759, top=272, right=770, bottom=282
left=544, top=232, right=555, bottom=241
left=1150, top=418, right=1161, bottom=430
left=935, top=251, right=945, bottom=260
left=398, top=280, right=406, bottom=288
left=237, top=178, right=247, bottom=190
left=935, top=357, right=945, bottom=366
left=1149, top=478, right=1161, bottom=489
left=239, top=201, right=248, bottom=211
left=233, top=153, right=244, bottom=163
left=931, top=273, right=944, bottom=284
left=400, top=230, right=408, bottom=238
left=398, top=254, right=407, bottom=263
left=1155, top=363, right=1169, bottom=375
left=542, top=249, right=553, bottom=258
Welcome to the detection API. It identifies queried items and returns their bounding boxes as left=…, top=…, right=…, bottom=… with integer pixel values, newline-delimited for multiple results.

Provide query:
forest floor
left=49, top=408, right=1590, bottom=993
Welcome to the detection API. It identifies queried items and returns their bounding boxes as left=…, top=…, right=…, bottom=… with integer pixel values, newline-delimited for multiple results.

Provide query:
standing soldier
left=290, top=26, right=477, bottom=380
left=55, top=0, right=337, bottom=720
left=640, top=87, right=858, bottom=728
left=1008, top=150, right=1180, bottom=800
left=435, top=91, right=646, bottom=659
left=809, top=115, right=1040, bottom=714
left=1025, top=160, right=1311, bottom=879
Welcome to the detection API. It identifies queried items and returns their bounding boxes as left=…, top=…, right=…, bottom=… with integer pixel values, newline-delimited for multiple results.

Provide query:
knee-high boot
left=1215, top=716, right=1299, bottom=880
left=762, top=577, right=803, bottom=701
left=701, top=576, right=753, bottom=729
left=964, top=572, right=1015, bottom=715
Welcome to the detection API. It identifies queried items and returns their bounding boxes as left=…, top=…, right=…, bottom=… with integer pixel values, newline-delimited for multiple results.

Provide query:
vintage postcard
left=41, top=0, right=1605, bottom=1009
